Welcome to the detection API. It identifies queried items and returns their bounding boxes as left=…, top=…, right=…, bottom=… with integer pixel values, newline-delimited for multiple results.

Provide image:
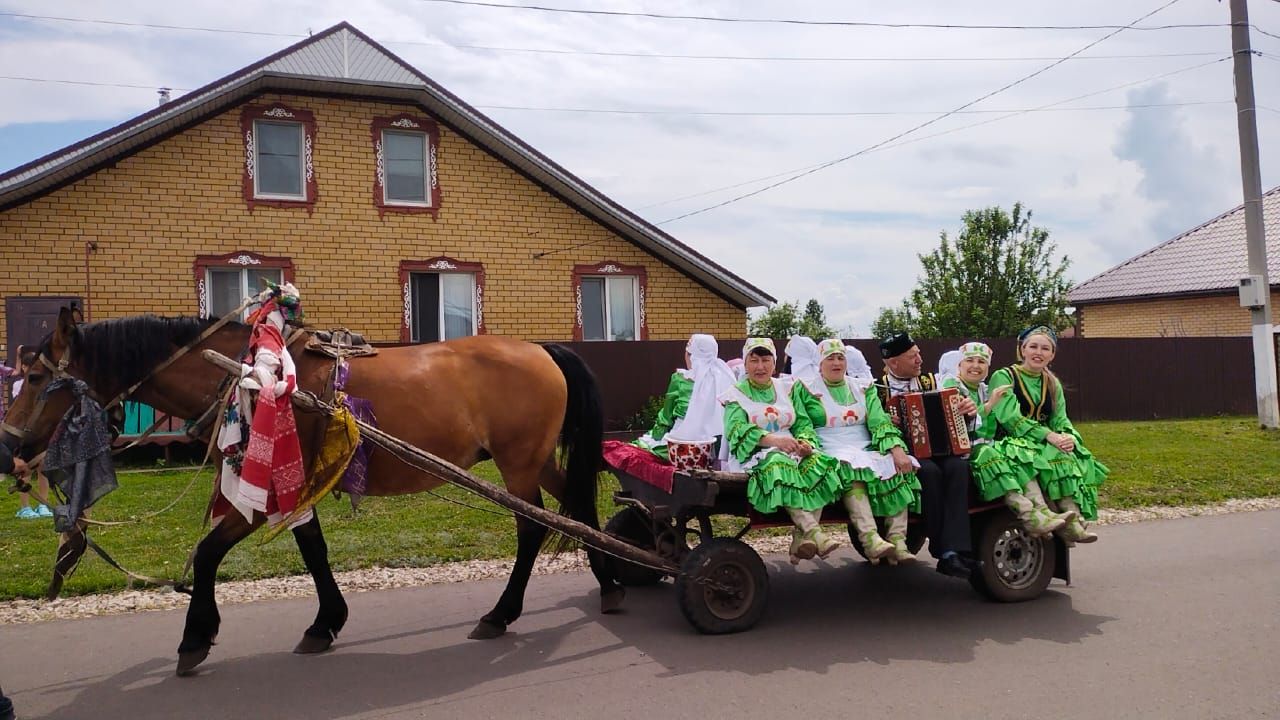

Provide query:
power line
left=413, top=0, right=1223, bottom=31
left=638, top=54, right=1229, bottom=211
left=1254, top=25, right=1280, bottom=42
left=655, top=0, right=1188, bottom=225
left=0, top=75, right=193, bottom=92
left=477, top=100, right=1228, bottom=118
left=0, top=12, right=1226, bottom=64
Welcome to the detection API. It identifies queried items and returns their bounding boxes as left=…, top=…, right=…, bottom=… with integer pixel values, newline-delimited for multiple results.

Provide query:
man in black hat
left=878, top=331, right=981, bottom=579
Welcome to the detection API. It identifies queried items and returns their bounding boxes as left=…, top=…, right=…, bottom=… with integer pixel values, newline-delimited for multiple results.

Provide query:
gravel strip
left=2, top=497, right=1277, bottom=626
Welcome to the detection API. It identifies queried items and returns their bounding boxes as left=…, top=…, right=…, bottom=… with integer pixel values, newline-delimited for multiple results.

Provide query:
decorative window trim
left=572, top=260, right=649, bottom=341
left=398, top=256, right=485, bottom=341
left=240, top=102, right=318, bottom=213
left=371, top=113, right=442, bottom=218
left=193, top=251, right=295, bottom=318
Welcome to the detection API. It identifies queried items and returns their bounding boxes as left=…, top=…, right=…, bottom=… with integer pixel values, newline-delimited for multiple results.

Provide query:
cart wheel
left=605, top=508, right=665, bottom=586
left=847, top=518, right=926, bottom=560
left=969, top=511, right=1056, bottom=602
left=675, top=538, right=769, bottom=634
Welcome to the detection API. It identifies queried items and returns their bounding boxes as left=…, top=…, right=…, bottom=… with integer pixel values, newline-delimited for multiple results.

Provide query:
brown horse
left=0, top=307, right=622, bottom=675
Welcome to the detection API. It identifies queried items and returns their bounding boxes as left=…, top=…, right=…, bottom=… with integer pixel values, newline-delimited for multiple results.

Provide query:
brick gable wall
left=1079, top=291, right=1280, bottom=337
left=0, top=92, right=748, bottom=345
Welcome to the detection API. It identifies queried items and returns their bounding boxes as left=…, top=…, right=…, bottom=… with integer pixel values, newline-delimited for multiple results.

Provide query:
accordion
left=888, top=388, right=972, bottom=459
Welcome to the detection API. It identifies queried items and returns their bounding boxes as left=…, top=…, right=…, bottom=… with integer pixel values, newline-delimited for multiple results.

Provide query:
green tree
left=870, top=304, right=917, bottom=340
left=749, top=298, right=835, bottom=338
left=798, top=299, right=835, bottom=339
left=877, top=203, right=1072, bottom=338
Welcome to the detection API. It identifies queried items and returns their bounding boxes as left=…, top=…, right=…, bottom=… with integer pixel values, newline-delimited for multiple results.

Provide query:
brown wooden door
left=5, top=296, right=81, bottom=368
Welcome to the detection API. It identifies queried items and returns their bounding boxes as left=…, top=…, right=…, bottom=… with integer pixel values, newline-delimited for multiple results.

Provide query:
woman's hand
left=1046, top=431, right=1076, bottom=453
left=984, top=385, right=1011, bottom=413
left=954, top=396, right=978, bottom=417
left=762, top=433, right=806, bottom=456
left=890, top=447, right=914, bottom=475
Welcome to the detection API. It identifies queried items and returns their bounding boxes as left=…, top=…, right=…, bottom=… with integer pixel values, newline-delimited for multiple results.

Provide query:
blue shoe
left=15, top=506, right=39, bottom=519
left=36, top=504, right=53, bottom=517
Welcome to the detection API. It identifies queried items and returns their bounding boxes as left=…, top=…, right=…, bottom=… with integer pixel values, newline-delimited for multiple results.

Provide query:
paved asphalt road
left=2, top=510, right=1278, bottom=719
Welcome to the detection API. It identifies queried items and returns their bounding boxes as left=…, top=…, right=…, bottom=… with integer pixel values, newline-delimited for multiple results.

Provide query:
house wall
left=0, top=92, right=747, bottom=348
left=1079, top=290, right=1280, bottom=337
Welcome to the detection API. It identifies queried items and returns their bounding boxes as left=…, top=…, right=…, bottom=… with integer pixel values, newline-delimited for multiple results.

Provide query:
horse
left=0, top=307, right=623, bottom=675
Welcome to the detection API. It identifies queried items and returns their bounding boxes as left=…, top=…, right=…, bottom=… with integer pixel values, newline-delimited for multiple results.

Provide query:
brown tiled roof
left=1069, top=185, right=1280, bottom=304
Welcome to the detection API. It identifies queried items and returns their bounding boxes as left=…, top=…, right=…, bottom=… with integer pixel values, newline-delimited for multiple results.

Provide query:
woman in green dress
left=987, top=327, right=1108, bottom=544
left=792, top=339, right=921, bottom=564
left=940, top=342, right=1074, bottom=537
left=721, top=338, right=848, bottom=564
left=633, top=335, right=701, bottom=461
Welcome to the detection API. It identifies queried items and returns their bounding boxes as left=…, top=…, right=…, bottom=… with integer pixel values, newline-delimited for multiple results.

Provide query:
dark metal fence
left=558, top=336, right=1262, bottom=430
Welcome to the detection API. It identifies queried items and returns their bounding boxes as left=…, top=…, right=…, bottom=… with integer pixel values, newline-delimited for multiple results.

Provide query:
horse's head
left=1, top=306, right=86, bottom=458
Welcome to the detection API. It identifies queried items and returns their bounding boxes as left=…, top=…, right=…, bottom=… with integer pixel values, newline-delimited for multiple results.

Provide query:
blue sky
left=2, top=0, right=1279, bottom=334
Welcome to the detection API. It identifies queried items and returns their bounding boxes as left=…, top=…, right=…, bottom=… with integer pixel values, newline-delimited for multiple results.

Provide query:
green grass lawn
left=1, top=416, right=1276, bottom=600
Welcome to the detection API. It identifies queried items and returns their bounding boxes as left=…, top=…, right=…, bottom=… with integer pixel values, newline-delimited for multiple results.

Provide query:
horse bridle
left=0, top=349, right=77, bottom=445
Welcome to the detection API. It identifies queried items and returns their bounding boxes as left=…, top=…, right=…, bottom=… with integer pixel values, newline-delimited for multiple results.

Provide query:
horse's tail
left=541, top=343, right=604, bottom=551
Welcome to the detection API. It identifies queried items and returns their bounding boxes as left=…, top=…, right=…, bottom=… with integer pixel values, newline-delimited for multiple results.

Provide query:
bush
left=623, top=394, right=665, bottom=432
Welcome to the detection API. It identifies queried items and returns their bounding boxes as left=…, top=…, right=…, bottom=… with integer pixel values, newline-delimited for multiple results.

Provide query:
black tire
left=847, top=517, right=926, bottom=560
left=969, top=511, right=1056, bottom=602
left=604, top=508, right=664, bottom=587
left=676, top=538, right=769, bottom=634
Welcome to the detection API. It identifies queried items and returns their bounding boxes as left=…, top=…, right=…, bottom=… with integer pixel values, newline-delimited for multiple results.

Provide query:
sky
left=2, top=0, right=1279, bottom=334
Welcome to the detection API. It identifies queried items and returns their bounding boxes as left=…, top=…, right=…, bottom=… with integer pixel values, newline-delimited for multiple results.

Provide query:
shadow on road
left=34, top=556, right=1113, bottom=719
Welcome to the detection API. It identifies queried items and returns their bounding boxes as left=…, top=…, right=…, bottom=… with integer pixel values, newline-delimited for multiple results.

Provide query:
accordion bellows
left=888, top=388, right=971, bottom=459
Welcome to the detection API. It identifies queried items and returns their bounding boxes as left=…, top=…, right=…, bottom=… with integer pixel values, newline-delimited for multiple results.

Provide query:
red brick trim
left=371, top=113, right=442, bottom=218
left=240, top=102, right=318, bottom=213
left=398, top=256, right=486, bottom=342
left=193, top=251, right=295, bottom=318
left=571, top=261, right=649, bottom=341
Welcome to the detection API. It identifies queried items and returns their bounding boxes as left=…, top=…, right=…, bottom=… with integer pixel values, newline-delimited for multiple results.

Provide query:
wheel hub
left=992, top=527, right=1044, bottom=591
left=699, top=561, right=754, bottom=619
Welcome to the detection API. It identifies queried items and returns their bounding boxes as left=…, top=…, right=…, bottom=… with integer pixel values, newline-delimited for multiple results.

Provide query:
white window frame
left=582, top=275, right=640, bottom=342
left=252, top=119, right=306, bottom=201
left=381, top=129, right=430, bottom=207
left=410, top=271, right=477, bottom=342
left=206, top=266, right=284, bottom=320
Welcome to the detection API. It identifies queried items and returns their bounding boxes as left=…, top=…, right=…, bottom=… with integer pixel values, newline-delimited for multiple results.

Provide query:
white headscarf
left=784, top=335, right=820, bottom=384
left=668, top=334, right=737, bottom=442
left=843, top=345, right=873, bottom=381
left=937, top=350, right=963, bottom=383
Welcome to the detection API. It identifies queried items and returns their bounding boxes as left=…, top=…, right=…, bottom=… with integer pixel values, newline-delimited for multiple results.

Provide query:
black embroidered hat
left=878, top=331, right=915, bottom=359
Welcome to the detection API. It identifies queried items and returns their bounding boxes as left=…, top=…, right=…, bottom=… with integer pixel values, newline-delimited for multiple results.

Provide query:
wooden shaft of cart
left=201, top=348, right=681, bottom=576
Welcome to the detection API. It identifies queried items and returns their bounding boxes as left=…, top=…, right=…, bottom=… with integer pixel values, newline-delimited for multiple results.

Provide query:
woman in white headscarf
left=936, top=349, right=963, bottom=385
left=843, top=345, right=874, bottom=381
left=783, top=336, right=820, bottom=384
left=634, top=334, right=733, bottom=461
left=667, top=335, right=737, bottom=444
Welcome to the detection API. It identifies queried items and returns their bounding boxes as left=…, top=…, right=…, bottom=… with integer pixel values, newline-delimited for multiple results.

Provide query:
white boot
left=884, top=510, right=916, bottom=565
left=1026, top=480, right=1078, bottom=527
left=786, top=507, right=819, bottom=564
left=1056, top=497, right=1098, bottom=544
left=1005, top=491, right=1065, bottom=537
left=843, top=486, right=894, bottom=561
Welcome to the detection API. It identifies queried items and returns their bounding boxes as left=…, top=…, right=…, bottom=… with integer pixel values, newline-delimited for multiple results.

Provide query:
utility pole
left=1229, top=0, right=1279, bottom=429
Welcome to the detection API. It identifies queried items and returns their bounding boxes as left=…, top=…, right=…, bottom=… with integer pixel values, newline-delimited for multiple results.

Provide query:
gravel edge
left=2, top=496, right=1277, bottom=625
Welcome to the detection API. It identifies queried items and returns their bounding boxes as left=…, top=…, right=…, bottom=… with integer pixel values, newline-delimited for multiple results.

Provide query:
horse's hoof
left=175, top=646, right=211, bottom=676
left=600, top=585, right=626, bottom=614
left=467, top=618, right=507, bottom=640
left=293, top=632, right=335, bottom=655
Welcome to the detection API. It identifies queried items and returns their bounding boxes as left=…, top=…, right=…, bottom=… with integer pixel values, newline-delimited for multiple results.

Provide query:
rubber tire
left=847, top=518, right=926, bottom=560
left=604, top=508, right=664, bottom=587
left=968, top=511, right=1056, bottom=602
left=676, top=538, right=769, bottom=635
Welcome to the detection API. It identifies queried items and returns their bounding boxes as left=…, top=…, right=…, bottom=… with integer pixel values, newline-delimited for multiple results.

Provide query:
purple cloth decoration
left=335, top=360, right=376, bottom=504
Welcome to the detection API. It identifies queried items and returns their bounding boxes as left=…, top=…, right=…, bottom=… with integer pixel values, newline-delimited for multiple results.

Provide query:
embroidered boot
left=1025, top=480, right=1077, bottom=530
left=843, top=486, right=894, bottom=562
left=1056, top=497, right=1098, bottom=544
left=786, top=507, right=819, bottom=564
left=810, top=511, right=842, bottom=560
left=1005, top=491, right=1064, bottom=537
left=884, top=510, right=916, bottom=565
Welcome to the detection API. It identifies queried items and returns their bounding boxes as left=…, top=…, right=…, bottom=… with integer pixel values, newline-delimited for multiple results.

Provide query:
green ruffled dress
left=632, top=370, right=693, bottom=462
left=723, top=378, right=848, bottom=513
left=940, top=376, right=1028, bottom=502
left=987, top=367, right=1109, bottom=520
left=793, top=380, right=922, bottom=516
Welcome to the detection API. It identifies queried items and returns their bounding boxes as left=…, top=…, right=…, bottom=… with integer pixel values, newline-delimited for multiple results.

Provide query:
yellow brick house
left=0, top=22, right=771, bottom=361
left=1069, top=186, right=1279, bottom=337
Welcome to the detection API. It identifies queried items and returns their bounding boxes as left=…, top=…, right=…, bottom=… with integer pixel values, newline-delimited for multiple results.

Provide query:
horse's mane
left=63, top=314, right=230, bottom=393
